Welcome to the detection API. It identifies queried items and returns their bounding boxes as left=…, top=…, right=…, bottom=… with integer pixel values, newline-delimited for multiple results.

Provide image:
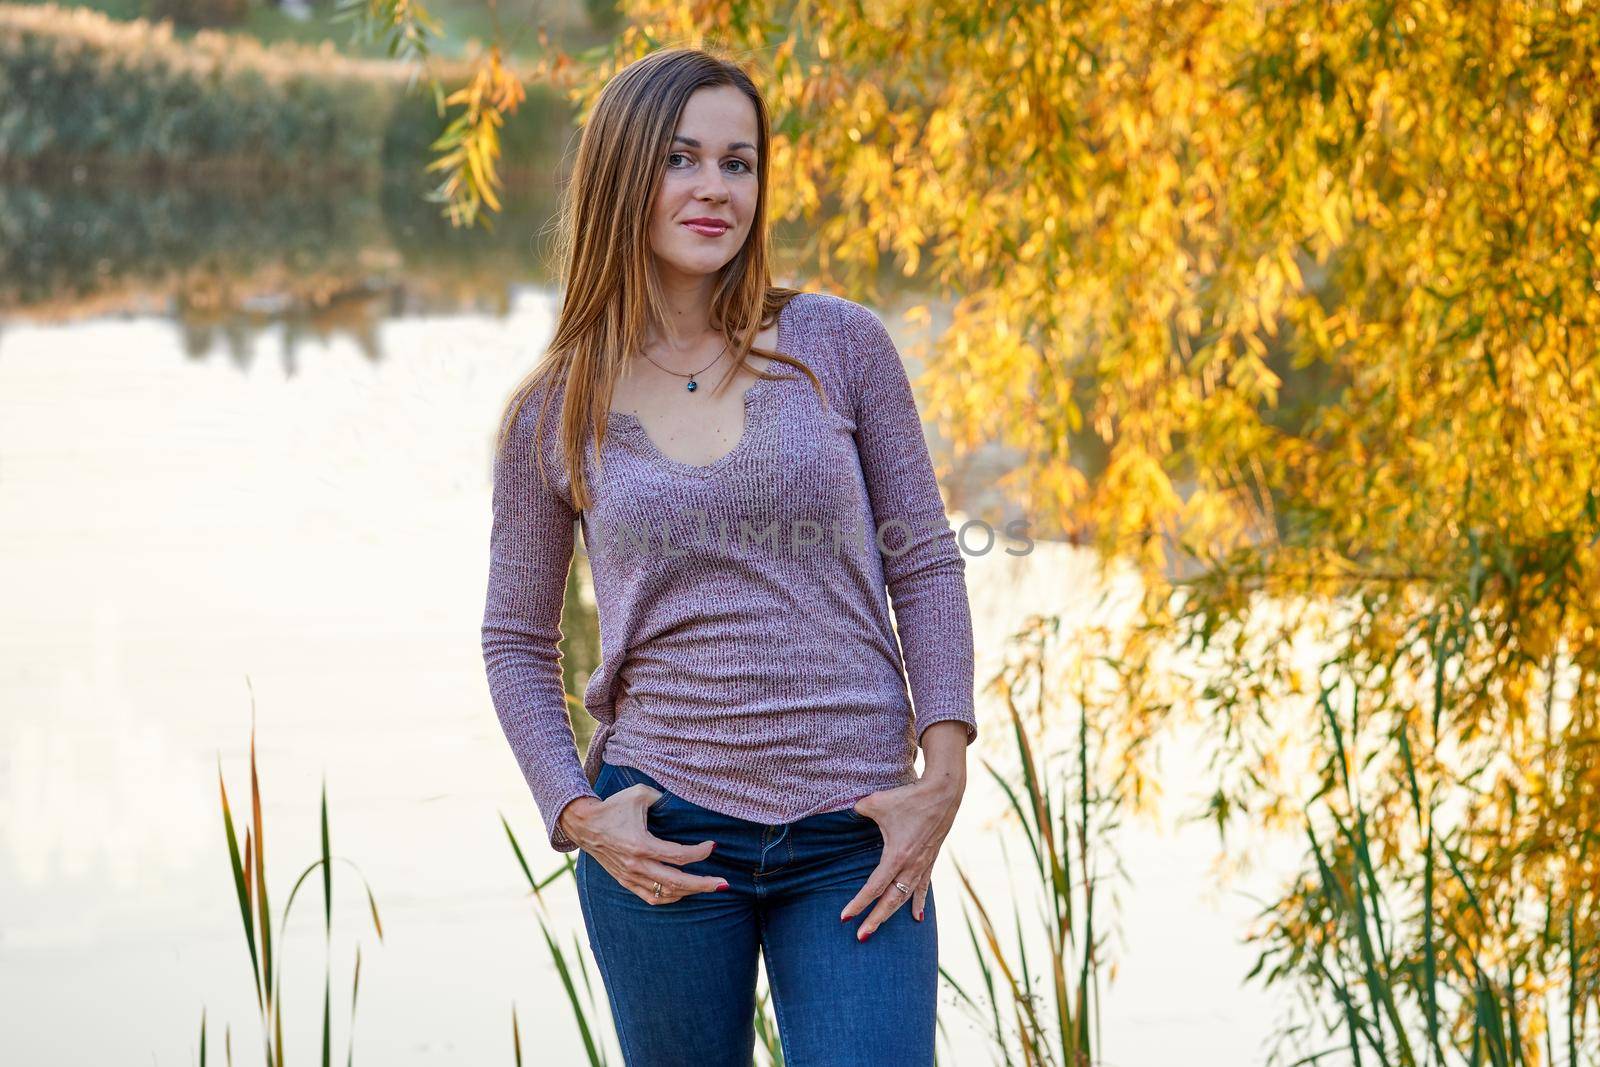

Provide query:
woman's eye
left=666, top=152, right=752, bottom=173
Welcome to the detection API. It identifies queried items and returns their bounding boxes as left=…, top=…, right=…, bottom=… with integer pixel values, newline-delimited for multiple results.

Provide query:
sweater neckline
left=604, top=297, right=796, bottom=477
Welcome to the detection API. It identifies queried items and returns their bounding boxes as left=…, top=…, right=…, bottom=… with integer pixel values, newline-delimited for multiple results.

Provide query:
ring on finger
left=652, top=881, right=663, bottom=898
left=892, top=880, right=912, bottom=895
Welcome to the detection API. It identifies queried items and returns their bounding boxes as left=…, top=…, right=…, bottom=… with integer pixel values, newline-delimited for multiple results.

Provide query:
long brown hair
left=493, top=46, right=824, bottom=512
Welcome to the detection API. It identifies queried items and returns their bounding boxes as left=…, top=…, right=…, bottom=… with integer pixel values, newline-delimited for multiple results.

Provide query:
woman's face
left=648, top=84, right=760, bottom=288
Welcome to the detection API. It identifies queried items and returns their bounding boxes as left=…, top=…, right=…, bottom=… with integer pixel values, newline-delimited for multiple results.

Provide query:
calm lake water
left=1, top=211, right=1305, bottom=1062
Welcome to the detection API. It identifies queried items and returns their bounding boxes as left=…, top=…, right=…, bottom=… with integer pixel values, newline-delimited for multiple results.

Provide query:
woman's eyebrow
left=672, top=134, right=756, bottom=152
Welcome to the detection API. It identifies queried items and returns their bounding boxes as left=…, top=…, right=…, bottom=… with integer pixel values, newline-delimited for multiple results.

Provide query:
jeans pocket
left=845, top=799, right=872, bottom=823
left=615, top=762, right=675, bottom=813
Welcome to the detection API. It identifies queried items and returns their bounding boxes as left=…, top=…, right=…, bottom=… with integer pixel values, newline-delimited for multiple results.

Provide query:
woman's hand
left=840, top=759, right=966, bottom=940
left=560, top=786, right=726, bottom=904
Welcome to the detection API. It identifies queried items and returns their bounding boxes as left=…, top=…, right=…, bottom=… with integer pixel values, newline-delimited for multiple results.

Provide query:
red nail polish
left=716, top=882, right=730, bottom=891
left=858, top=928, right=870, bottom=942
left=915, top=909, right=923, bottom=921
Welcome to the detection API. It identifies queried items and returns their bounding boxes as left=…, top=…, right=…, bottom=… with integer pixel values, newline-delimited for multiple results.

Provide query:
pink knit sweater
left=481, top=291, right=977, bottom=852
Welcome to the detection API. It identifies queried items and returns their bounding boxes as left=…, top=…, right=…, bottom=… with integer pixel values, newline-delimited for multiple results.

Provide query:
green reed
left=1230, top=572, right=1600, bottom=1066
left=1246, top=680, right=1599, bottom=1067
left=500, top=821, right=613, bottom=1066
left=203, top=687, right=385, bottom=1066
left=938, top=612, right=1113, bottom=1067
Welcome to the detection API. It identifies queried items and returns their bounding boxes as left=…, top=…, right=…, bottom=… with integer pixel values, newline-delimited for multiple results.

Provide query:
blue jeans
left=575, top=758, right=939, bottom=1066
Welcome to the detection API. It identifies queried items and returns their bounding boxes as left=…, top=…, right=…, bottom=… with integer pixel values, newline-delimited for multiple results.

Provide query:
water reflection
left=0, top=170, right=557, bottom=360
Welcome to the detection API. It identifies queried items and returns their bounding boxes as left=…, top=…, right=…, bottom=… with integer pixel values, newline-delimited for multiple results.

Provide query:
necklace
left=638, top=338, right=730, bottom=392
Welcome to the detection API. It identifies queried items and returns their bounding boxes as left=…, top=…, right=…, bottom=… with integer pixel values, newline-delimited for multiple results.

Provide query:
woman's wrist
left=558, top=794, right=606, bottom=846
left=917, top=719, right=969, bottom=796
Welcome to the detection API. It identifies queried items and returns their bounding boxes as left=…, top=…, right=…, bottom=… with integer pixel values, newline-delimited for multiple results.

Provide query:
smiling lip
left=682, top=220, right=731, bottom=236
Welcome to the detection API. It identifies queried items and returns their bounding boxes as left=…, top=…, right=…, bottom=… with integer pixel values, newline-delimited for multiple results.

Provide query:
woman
left=481, top=47, right=976, bottom=1066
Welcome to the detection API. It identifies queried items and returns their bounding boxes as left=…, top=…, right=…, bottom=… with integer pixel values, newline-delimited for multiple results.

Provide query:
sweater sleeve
left=838, top=303, right=978, bottom=747
left=480, top=393, right=597, bottom=853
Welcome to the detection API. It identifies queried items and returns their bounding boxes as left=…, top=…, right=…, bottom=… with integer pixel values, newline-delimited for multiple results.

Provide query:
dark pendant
left=686, top=379, right=698, bottom=392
